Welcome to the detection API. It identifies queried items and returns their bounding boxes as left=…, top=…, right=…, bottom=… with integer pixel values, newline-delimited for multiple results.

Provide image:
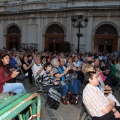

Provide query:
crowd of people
left=0, top=48, right=120, bottom=119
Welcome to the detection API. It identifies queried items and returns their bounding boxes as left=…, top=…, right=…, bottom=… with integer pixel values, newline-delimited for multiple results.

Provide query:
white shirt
left=32, top=63, right=44, bottom=78
left=83, top=84, right=109, bottom=117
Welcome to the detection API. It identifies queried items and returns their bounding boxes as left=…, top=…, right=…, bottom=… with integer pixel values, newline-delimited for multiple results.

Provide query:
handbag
left=47, top=87, right=61, bottom=110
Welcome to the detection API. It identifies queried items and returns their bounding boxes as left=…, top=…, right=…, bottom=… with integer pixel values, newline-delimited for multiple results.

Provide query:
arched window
left=7, top=25, right=20, bottom=35
left=95, top=24, right=118, bottom=35
left=46, top=24, right=64, bottom=34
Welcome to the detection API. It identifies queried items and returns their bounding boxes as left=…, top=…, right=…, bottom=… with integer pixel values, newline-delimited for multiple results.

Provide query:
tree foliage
left=60, top=41, right=71, bottom=53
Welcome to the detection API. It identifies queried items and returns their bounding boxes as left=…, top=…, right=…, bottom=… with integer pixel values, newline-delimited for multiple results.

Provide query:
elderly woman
left=51, top=58, right=72, bottom=105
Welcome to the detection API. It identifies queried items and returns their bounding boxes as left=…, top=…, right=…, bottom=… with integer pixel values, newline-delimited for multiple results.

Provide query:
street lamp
left=71, top=15, right=88, bottom=53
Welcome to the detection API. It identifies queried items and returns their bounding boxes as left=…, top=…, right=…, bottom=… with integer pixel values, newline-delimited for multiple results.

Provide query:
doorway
left=94, top=24, right=118, bottom=53
left=6, top=25, right=21, bottom=50
left=106, top=45, right=112, bottom=53
left=98, top=45, right=104, bottom=52
left=45, top=24, right=64, bottom=52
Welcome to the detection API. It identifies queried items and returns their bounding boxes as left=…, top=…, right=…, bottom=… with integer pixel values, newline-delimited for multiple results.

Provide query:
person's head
left=67, top=57, right=72, bottom=64
left=46, top=56, right=51, bottom=63
left=8, top=53, right=13, bottom=59
left=72, top=56, right=78, bottom=62
left=44, top=63, right=52, bottom=72
left=94, top=65, right=100, bottom=75
left=94, top=58, right=100, bottom=66
left=23, top=55, right=28, bottom=62
left=51, top=58, right=60, bottom=67
left=104, top=66, right=110, bottom=74
left=0, top=53, right=10, bottom=73
left=59, top=58, right=65, bottom=66
left=15, top=53, right=20, bottom=58
left=34, top=57, right=41, bottom=65
left=41, top=56, right=46, bottom=63
left=27, top=54, right=33, bottom=61
left=86, top=56, right=93, bottom=64
left=0, top=53, right=10, bottom=65
left=100, top=60, right=105, bottom=67
left=82, top=63, right=95, bottom=75
left=85, top=71, right=100, bottom=86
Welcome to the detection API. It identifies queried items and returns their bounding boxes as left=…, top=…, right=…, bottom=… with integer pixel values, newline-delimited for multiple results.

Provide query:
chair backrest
left=79, top=102, right=92, bottom=120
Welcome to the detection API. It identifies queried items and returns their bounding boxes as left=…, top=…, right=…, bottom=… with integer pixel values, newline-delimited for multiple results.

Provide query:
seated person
left=9, top=52, right=17, bottom=68
left=83, top=71, right=120, bottom=120
left=42, top=63, right=58, bottom=92
left=95, top=65, right=120, bottom=107
left=103, top=66, right=113, bottom=87
left=14, top=53, right=22, bottom=67
left=60, top=57, right=80, bottom=104
left=32, top=57, right=44, bottom=80
left=41, top=56, right=46, bottom=66
left=0, top=53, right=26, bottom=94
left=51, top=58, right=72, bottom=105
left=21, top=55, right=34, bottom=85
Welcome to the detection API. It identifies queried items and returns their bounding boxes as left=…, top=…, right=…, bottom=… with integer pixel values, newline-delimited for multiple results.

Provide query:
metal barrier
left=0, top=93, right=41, bottom=120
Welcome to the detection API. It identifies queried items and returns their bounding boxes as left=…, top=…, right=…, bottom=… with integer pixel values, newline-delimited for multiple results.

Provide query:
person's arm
left=37, top=68, right=43, bottom=75
left=0, top=68, right=12, bottom=84
left=23, top=62, right=34, bottom=70
left=55, top=66, right=70, bottom=78
left=102, top=100, right=115, bottom=113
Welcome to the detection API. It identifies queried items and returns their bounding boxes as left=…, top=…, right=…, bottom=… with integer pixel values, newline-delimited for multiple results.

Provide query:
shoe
left=66, top=93, right=72, bottom=101
left=61, top=97, right=69, bottom=105
left=69, top=94, right=78, bottom=104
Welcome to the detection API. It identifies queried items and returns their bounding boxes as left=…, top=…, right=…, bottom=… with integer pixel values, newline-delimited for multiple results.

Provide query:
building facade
left=0, top=0, right=120, bottom=53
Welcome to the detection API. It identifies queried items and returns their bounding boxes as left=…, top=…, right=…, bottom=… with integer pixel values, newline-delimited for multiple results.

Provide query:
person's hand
left=11, top=70, right=20, bottom=78
left=104, top=85, right=111, bottom=91
left=54, top=82, right=59, bottom=85
left=114, top=111, right=120, bottom=118
left=50, top=70, right=53, bottom=75
left=66, top=66, right=71, bottom=71
left=10, top=68, right=15, bottom=72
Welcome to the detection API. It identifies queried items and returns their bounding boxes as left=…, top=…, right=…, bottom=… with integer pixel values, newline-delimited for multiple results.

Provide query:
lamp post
left=71, top=15, right=88, bottom=53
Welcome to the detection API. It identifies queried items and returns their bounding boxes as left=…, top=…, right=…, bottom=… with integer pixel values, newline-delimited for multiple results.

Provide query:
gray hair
left=51, top=58, right=58, bottom=67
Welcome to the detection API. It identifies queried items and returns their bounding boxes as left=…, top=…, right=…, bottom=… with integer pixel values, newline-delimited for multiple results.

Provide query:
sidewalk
left=27, top=84, right=120, bottom=120
left=27, top=85, right=85, bottom=120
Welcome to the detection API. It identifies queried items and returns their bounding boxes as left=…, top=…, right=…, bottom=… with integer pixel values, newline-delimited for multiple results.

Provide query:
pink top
left=99, top=71, right=106, bottom=82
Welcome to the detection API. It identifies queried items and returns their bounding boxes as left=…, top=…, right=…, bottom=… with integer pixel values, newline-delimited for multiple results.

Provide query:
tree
left=60, top=41, right=71, bottom=53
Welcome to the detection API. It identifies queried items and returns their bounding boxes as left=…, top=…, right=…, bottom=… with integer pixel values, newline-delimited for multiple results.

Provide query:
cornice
left=0, top=0, right=119, bottom=14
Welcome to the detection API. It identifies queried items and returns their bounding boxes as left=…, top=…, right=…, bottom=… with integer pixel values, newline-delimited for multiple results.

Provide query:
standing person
left=0, top=53, right=26, bottom=94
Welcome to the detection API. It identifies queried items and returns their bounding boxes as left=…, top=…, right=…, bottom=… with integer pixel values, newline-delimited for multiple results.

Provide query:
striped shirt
left=83, top=84, right=109, bottom=117
left=42, top=71, right=55, bottom=86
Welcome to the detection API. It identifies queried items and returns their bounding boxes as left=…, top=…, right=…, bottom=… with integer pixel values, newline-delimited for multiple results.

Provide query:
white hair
left=51, top=58, right=58, bottom=67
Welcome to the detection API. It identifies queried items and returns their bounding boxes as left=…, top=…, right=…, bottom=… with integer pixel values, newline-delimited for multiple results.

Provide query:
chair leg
left=79, top=107, right=85, bottom=120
